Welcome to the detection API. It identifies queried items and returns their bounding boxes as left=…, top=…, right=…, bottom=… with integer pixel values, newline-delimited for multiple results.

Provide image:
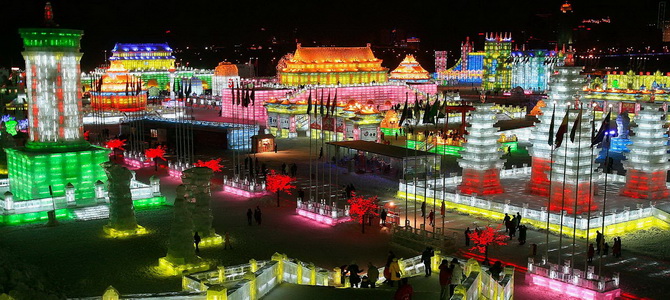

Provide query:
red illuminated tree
left=194, top=158, right=223, bottom=172
left=145, top=146, right=167, bottom=171
left=105, top=139, right=127, bottom=151
left=265, top=170, right=296, bottom=207
left=469, top=225, right=508, bottom=262
left=348, top=193, right=379, bottom=233
left=145, top=146, right=167, bottom=161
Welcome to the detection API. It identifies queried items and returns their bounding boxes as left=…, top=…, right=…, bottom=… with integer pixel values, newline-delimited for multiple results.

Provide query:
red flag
left=440, top=201, right=445, bottom=216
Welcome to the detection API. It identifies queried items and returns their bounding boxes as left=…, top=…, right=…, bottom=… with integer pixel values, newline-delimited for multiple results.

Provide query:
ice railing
left=295, top=198, right=350, bottom=223
left=0, top=177, right=159, bottom=213
left=222, top=175, right=266, bottom=194
left=399, top=166, right=667, bottom=232
left=182, top=254, right=331, bottom=300
left=527, top=257, right=620, bottom=293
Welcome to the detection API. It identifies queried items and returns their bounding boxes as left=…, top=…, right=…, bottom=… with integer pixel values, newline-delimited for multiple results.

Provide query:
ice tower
left=457, top=103, right=505, bottom=195
left=527, top=66, right=583, bottom=196
left=6, top=3, right=110, bottom=202
left=620, top=103, right=670, bottom=199
left=548, top=108, right=598, bottom=214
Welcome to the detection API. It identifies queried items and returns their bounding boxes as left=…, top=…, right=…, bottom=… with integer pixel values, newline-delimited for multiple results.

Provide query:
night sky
left=0, top=0, right=662, bottom=71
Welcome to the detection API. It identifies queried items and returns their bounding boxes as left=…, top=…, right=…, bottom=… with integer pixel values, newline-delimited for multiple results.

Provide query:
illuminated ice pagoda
left=389, top=55, right=430, bottom=83
left=457, top=103, right=505, bottom=195
left=278, top=43, right=388, bottom=86
left=620, top=103, right=670, bottom=199
left=0, top=5, right=164, bottom=224
left=90, top=61, right=147, bottom=112
left=548, top=108, right=597, bottom=214
left=527, top=66, right=583, bottom=196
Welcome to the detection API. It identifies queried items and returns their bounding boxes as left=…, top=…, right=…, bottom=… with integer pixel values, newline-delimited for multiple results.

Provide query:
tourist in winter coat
left=439, top=260, right=453, bottom=300
left=450, top=258, right=463, bottom=294
left=389, top=258, right=402, bottom=286
left=367, top=262, right=379, bottom=288
left=348, top=263, right=363, bottom=288
left=421, top=247, right=434, bottom=277
left=394, top=278, right=413, bottom=300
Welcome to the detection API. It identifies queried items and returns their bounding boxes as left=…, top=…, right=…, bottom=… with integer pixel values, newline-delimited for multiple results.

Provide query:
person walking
left=587, top=243, right=595, bottom=263
left=439, top=259, right=452, bottom=300
left=224, top=232, right=232, bottom=249
left=518, top=225, right=527, bottom=245
left=319, top=146, right=323, bottom=159
left=603, top=242, right=609, bottom=256
left=450, top=258, right=463, bottom=295
left=516, top=212, right=522, bottom=228
left=421, top=247, right=434, bottom=277
left=596, top=231, right=603, bottom=255
left=254, top=206, right=262, bottom=225
left=246, top=208, right=253, bottom=225
left=465, top=227, right=471, bottom=246
left=503, top=213, right=511, bottom=232
left=274, top=143, right=278, bottom=153
left=389, top=258, right=401, bottom=287
left=367, top=262, right=379, bottom=288
left=428, top=209, right=435, bottom=227
left=380, top=208, right=387, bottom=226
left=421, top=201, right=426, bottom=218
left=194, top=232, right=201, bottom=253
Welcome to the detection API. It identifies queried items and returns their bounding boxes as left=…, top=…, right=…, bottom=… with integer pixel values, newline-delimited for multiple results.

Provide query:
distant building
left=90, top=61, right=147, bottom=112
left=511, top=50, right=563, bottom=92
left=110, top=43, right=175, bottom=71
left=434, top=51, right=448, bottom=73
left=663, top=21, right=670, bottom=42
left=277, top=43, right=388, bottom=86
left=436, top=37, right=484, bottom=85
left=482, top=32, right=512, bottom=90
left=212, top=62, right=240, bottom=96
left=389, top=55, right=430, bottom=83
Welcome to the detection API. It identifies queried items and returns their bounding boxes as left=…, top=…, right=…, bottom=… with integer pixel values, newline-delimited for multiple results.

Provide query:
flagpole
left=571, top=105, right=583, bottom=271
left=598, top=109, right=612, bottom=280
left=558, top=109, right=571, bottom=265
left=585, top=106, right=596, bottom=271
left=546, top=104, right=557, bottom=261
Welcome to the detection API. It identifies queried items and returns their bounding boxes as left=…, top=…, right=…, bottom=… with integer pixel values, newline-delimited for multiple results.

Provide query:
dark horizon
left=0, top=0, right=663, bottom=72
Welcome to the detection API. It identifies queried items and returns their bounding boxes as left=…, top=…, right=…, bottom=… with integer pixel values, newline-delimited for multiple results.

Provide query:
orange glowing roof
left=100, top=61, right=143, bottom=92
left=215, top=61, right=239, bottom=76
left=292, top=43, right=379, bottom=63
left=389, top=55, right=430, bottom=80
left=281, top=43, right=387, bottom=73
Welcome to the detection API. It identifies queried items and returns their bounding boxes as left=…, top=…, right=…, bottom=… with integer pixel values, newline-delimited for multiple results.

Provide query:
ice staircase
left=496, top=112, right=512, bottom=121
left=73, top=205, right=110, bottom=221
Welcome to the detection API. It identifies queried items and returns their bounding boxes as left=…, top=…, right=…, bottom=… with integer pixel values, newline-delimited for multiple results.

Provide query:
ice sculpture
left=457, top=103, right=505, bottom=195
left=527, top=66, right=584, bottom=196
left=160, top=185, right=209, bottom=275
left=620, top=103, right=670, bottom=199
left=182, top=167, right=222, bottom=246
left=102, top=162, right=145, bottom=237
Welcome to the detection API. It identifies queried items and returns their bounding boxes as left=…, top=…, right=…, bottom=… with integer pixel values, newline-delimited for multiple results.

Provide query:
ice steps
left=73, top=205, right=110, bottom=221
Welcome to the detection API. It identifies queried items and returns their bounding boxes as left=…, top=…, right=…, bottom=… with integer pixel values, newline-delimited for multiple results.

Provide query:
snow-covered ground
left=0, top=109, right=667, bottom=299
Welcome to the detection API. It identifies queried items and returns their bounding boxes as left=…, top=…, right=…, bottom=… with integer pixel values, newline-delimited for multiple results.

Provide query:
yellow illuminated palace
left=109, top=43, right=175, bottom=71
left=278, top=43, right=388, bottom=86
